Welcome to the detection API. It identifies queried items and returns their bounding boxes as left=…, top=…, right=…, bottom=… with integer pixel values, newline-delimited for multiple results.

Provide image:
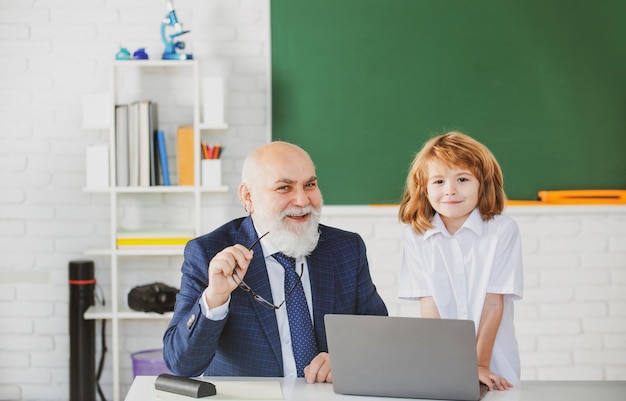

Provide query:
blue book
left=156, top=130, right=170, bottom=185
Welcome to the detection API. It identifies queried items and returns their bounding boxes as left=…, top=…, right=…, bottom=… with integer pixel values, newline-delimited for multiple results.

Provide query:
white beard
left=255, top=205, right=321, bottom=259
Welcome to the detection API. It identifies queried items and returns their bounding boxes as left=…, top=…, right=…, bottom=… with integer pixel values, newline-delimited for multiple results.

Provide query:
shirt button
left=186, top=314, right=196, bottom=329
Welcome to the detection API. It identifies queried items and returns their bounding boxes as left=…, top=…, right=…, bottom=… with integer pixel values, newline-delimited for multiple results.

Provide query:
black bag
left=127, top=282, right=178, bottom=314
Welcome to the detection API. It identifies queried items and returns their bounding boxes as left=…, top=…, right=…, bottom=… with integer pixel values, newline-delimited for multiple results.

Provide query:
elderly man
left=163, top=141, right=387, bottom=383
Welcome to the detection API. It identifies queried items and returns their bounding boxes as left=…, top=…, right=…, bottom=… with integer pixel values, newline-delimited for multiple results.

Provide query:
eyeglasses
left=233, top=262, right=304, bottom=310
left=231, top=232, right=304, bottom=310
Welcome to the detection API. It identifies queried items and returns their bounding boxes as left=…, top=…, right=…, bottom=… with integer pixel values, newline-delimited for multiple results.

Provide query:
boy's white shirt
left=399, top=208, right=523, bottom=385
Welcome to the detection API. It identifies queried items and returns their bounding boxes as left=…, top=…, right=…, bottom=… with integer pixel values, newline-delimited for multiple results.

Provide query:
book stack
left=116, top=229, right=195, bottom=251
left=115, top=100, right=171, bottom=187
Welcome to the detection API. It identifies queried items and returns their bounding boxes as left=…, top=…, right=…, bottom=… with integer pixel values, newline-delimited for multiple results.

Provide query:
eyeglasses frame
left=231, top=231, right=306, bottom=310
left=233, top=262, right=304, bottom=310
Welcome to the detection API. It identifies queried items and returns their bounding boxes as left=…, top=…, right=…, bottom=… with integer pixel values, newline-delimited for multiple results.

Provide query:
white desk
left=125, top=376, right=626, bottom=401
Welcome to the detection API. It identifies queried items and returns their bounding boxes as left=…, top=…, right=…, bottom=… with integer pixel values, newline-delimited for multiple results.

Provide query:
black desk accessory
left=155, top=374, right=216, bottom=398
left=69, top=260, right=96, bottom=401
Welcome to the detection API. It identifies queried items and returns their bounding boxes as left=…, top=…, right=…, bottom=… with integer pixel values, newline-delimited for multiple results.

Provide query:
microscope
left=161, top=0, right=193, bottom=60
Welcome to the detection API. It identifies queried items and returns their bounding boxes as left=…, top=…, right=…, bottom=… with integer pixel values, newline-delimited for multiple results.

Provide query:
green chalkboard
left=271, top=0, right=626, bottom=205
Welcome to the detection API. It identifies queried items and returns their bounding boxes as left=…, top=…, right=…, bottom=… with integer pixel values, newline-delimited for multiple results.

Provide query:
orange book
left=538, top=189, right=626, bottom=205
left=177, top=126, right=194, bottom=186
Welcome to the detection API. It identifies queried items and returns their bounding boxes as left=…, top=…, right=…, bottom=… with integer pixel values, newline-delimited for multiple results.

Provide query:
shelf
left=86, top=58, right=225, bottom=401
left=83, top=185, right=229, bottom=194
left=117, top=247, right=186, bottom=256
left=84, top=304, right=173, bottom=320
left=82, top=186, right=194, bottom=194
left=112, top=59, right=196, bottom=68
left=85, top=248, right=185, bottom=256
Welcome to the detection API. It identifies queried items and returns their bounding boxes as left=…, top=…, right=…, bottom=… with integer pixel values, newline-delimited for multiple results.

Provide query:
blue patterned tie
left=272, top=252, right=318, bottom=377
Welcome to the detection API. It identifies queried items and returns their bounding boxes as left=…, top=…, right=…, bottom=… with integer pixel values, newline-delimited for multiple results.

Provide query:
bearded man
left=163, top=141, right=387, bottom=383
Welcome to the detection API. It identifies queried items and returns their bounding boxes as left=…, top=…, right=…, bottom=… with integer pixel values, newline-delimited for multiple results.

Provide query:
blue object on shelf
left=161, top=1, right=193, bottom=60
left=115, top=47, right=131, bottom=60
left=133, top=48, right=149, bottom=60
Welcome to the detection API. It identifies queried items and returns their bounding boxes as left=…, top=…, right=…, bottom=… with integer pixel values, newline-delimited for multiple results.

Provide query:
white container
left=201, top=159, right=222, bottom=188
left=85, top=143, right=109, bottom=189
left=202, top=77, right=225, bottom=125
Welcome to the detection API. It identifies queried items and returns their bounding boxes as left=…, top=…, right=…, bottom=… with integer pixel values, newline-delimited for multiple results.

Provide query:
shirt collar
left=463, top=208, right=484, bottom=236
left=423, top=208, right=483, bottom=239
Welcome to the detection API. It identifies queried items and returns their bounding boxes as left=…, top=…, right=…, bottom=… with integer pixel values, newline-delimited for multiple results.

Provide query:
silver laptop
left=324, top=314, right=488, bottom=400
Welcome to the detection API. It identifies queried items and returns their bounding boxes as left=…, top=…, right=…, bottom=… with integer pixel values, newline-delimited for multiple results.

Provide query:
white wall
left=322, top=205, right=626, bottom=383
left=0, top=1, right=625, bottom=401
left=0, top=1, right=271, bottom=400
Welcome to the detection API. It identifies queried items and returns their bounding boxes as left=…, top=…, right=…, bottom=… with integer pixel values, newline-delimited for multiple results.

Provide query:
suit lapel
left=307, top=235, right=335, bottom=352
left=236, top=218, right=284, bottom=371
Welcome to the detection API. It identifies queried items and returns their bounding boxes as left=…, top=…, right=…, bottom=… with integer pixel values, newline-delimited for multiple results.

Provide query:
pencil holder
left=201, top=159, right=222, bottom=188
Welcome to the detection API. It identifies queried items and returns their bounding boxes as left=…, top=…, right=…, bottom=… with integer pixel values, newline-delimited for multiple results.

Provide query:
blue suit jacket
left=163, top=216, right=388, bottom=377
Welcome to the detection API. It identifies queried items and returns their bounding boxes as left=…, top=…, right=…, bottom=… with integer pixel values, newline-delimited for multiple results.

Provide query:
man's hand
left=303, top=352, right=333, bottom=384
left=204, top=244, right=254, bottom=308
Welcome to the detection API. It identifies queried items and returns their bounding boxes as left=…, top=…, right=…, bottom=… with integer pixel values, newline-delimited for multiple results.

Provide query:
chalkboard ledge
left=321, top=205, right=626, bottom=218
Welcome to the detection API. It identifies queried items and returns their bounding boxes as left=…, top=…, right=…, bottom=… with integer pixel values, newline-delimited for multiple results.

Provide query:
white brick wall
left=1, top=2, right=625, bottom=400
left=0, top=1, right=271, bottom=400
left=321, top=205, right=626, bottom=383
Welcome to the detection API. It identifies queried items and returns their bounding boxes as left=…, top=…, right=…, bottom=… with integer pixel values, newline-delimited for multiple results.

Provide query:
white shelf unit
left=83, top=59, right=227, bottom=401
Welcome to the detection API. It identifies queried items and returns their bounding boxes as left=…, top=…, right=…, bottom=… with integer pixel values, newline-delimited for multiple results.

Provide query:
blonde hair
left=398, top=131, right=506, bottom=235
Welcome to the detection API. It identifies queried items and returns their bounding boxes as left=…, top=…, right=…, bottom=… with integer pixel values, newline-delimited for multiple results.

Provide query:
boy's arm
left=418, top=296, right=441, bottom=318
left=477, top=293, right=513, bottom=390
